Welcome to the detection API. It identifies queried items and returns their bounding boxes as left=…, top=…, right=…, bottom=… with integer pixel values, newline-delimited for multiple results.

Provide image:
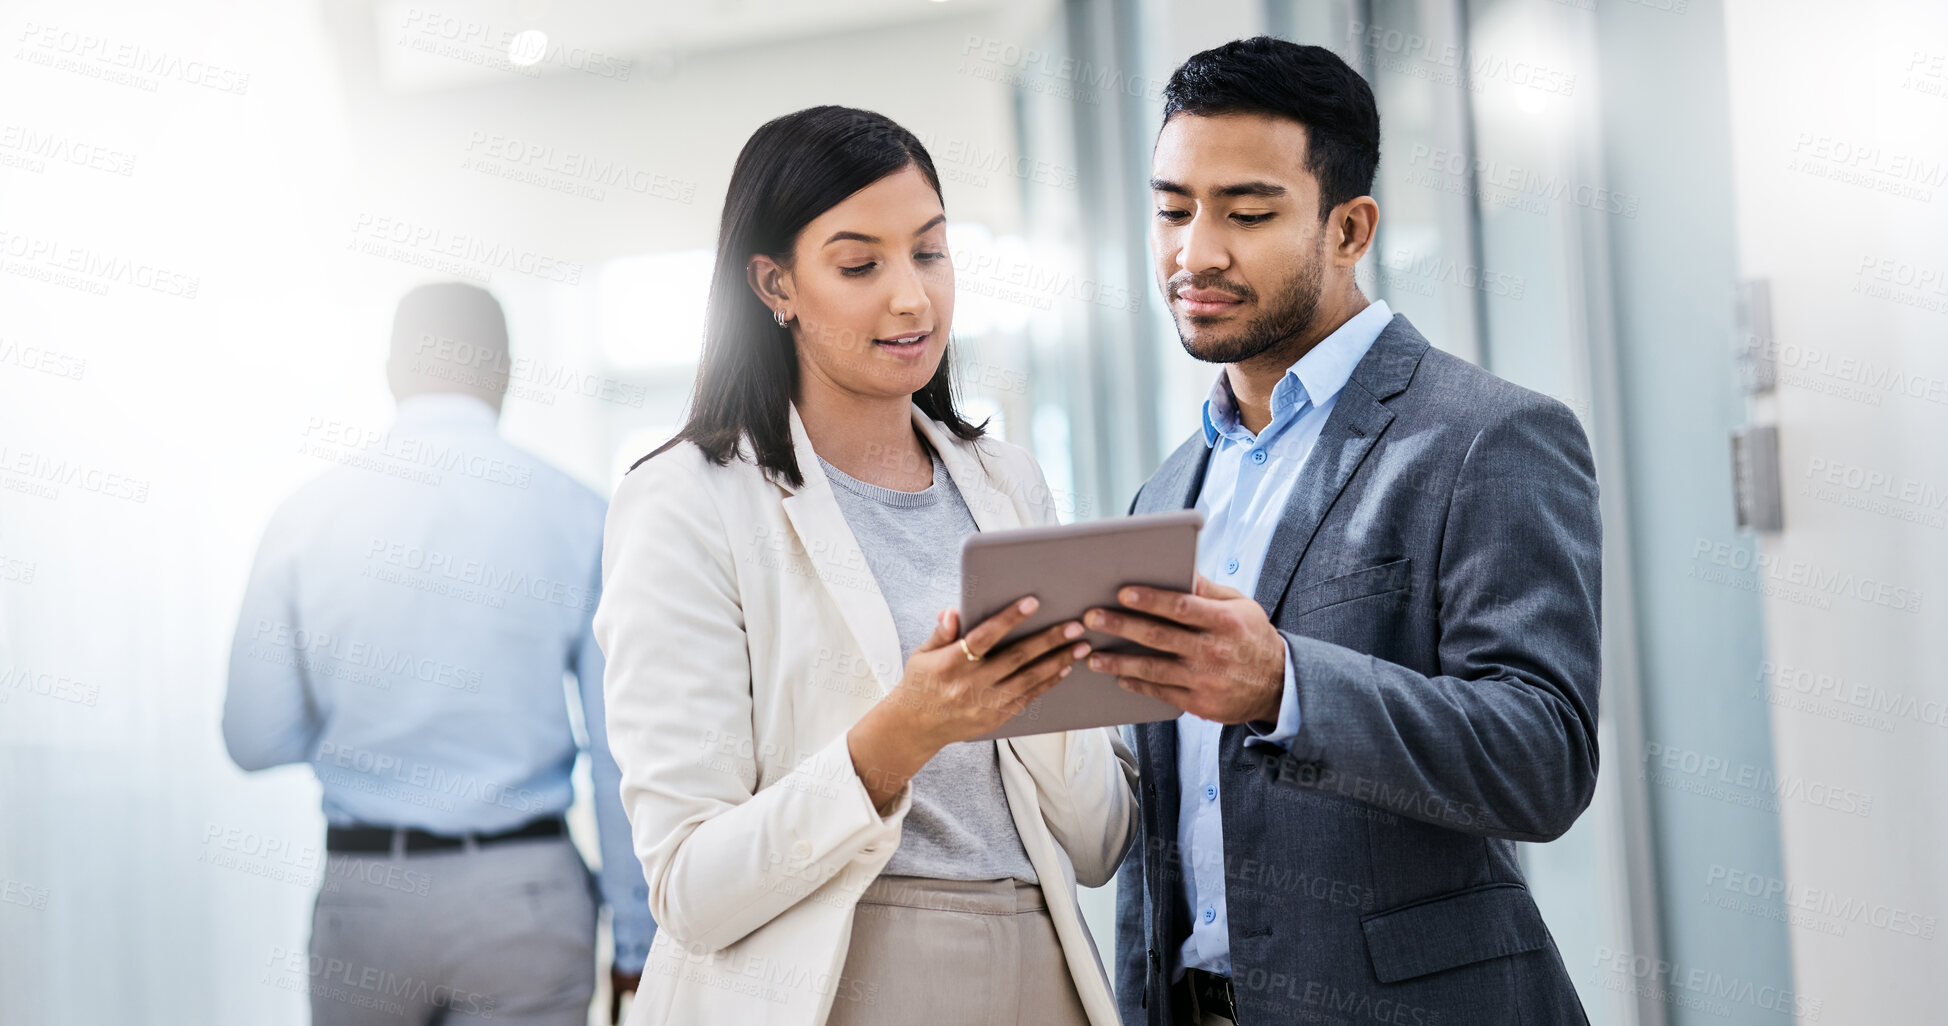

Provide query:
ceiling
left=365, top=0, right=1031, bottom=93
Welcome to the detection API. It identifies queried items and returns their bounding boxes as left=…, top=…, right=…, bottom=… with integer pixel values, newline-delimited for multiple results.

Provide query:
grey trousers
left=824, top=875, right=1091, bottom=1026
left=303, top=835, right=596, bottom=1026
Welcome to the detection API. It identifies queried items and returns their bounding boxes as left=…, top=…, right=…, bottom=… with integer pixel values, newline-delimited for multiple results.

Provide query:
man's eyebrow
left=1149, top=179, right=1290, bottom=199
left=1216, top=181, right=1288, bottom=198
left=823, top=214, right=947, bottom=246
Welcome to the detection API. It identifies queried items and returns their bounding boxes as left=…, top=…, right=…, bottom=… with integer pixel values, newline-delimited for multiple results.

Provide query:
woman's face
left=774, top=165, right=954, bottom=403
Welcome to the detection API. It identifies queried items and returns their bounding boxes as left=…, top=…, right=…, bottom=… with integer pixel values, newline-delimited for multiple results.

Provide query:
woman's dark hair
left=1162, top=36, right=1381, bottom=220
left=638, top=105, right=986, bottom=486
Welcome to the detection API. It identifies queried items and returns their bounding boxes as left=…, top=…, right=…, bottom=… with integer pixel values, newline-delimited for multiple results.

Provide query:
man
left=1092, top=38, right=1601, bottom=1025
left=222, top=283, right=651, bottom=1025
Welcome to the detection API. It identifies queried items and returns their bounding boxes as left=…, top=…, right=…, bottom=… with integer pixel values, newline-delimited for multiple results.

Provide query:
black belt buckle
left=327, top=816, right=564, bottom=854
left=1187, top=968, right=1237, bottom=1023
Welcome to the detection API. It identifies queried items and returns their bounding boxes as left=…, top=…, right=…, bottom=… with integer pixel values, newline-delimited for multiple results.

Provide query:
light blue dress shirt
left=221, top=393, right=653, bottom=972
left=1174, top=299, right=1392, bottom=979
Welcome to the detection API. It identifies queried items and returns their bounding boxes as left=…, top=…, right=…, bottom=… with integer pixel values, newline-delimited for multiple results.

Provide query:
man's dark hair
left=1162, top=36, right=1381, bottom=220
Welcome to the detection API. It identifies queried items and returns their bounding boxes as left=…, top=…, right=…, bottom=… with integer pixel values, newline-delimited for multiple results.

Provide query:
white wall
left=1723, top=0, right=1948, bottom=1018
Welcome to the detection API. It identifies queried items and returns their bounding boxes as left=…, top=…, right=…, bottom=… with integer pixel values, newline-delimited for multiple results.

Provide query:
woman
left=595, top=106, right=1139, bottom=1026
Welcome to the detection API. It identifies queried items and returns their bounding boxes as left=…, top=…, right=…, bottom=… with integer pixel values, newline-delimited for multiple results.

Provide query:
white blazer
left=596, top=401, right=1140, bottom=1026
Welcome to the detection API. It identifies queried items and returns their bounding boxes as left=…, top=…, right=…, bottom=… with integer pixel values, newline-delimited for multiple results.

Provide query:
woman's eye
left=916, top=250, right=946, bottom=262
left=840, top=262, right=876, bottom=277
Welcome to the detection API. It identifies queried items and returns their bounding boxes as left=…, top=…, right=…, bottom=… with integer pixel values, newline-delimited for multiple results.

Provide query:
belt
left=1171, top=967, right=1237, bottom=1024
left=325, top=816, right=565, bottom=854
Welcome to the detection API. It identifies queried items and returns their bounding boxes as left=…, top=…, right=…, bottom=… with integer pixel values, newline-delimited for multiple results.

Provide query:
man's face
left=1150, top=112, right=1329, bottom=364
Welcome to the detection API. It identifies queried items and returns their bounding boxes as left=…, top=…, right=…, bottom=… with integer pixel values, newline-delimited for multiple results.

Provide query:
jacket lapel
left=773, top=404, right=1027, bottom=695
left=1251, top=314, right=1429, bottom=612
left=1126, top=444, right=1201, bottom=953
left=1139, top=433, right=1212, bottom=517
left=913, top=407, right=1024, bottom=533
left=776, top=405, right=906, bottom=694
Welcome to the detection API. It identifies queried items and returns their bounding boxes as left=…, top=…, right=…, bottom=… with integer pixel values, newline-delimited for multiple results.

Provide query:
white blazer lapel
left=777, top=404, right=905, bottom=694
left=911, top=405, right=1026, bottom=532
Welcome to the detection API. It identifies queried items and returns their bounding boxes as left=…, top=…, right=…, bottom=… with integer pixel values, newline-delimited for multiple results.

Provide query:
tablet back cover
left=960, top=510, right=1201, bottom=740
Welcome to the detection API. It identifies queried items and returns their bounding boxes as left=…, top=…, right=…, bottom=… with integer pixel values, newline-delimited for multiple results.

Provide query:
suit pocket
left=1359, top=882, right=1549, bottom=983
left=1287, top=557, right=1411, bottom=619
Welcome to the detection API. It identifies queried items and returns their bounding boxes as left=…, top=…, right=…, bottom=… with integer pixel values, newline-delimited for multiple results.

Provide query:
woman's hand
left=847, top=597, right=1090, bottom=811
left=896, top=597, right=1091, bottom=747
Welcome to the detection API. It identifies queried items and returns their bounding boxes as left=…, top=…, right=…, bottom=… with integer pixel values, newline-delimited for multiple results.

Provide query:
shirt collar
left=393, top=392, right=499, bottom=432
left=1200, top=299, right=1392, bottom=446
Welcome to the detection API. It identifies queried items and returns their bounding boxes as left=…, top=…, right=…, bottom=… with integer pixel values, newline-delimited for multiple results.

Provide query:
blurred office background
left=2, top=0, right=1943, bottom=1022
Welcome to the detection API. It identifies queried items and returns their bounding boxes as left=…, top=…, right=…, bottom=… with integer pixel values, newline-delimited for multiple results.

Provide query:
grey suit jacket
left=1113, top=313, right=1600, bottom=1025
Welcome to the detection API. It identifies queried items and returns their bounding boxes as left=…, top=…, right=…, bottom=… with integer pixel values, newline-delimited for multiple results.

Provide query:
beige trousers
left=824, top=874, right=1092, bottom=1026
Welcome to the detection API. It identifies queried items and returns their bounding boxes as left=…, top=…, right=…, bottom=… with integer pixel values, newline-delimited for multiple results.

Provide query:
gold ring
left=958, top=638, right=982, bottom=663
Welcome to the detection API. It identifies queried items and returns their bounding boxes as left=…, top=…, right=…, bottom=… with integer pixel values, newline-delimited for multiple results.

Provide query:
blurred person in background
left=595, top=106, right=1138, bottom=1026
left=1098, top=39, right=1602, bottom=1026
left=221, top=282, right=652, bottom=1025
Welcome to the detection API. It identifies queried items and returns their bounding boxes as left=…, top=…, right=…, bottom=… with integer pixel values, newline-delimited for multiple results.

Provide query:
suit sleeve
left=596, top=453, right=914, bottom=953
left=1266, top=399, right=1602, bottom=842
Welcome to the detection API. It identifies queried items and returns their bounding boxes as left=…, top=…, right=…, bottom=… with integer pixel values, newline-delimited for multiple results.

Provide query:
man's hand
left=1084, top=575, right=1286, bottom=724
left=609, top=966, right=641, bottom=1024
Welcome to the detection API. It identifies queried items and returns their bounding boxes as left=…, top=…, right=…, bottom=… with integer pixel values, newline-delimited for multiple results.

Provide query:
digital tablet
left=960, top=510, right=1203, bottom=740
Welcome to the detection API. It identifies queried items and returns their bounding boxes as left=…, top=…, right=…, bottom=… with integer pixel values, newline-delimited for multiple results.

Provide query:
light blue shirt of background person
left=220, top=392, right=653, bottom=972
left=1173, top=298, right=1391, bottom=980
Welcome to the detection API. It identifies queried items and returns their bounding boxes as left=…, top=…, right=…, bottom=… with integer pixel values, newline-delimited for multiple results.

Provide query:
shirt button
left=1225, top=558, right=1240, bottom=575
left=791, top=840, right=812, bottom=860
left=1251, top=449, right=1268, bottom=465
left=1204, top=785, right=1218, bottom=802
left=1202, top=907, right=1218, bottom=924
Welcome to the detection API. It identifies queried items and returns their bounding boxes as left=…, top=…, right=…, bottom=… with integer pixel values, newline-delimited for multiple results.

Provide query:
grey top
left=817, top=444, right=1038, bottom=885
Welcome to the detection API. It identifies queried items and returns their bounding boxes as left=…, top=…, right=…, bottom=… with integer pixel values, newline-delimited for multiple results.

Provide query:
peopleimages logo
left=1757, top=660, right=1948, bottom=731
left=0, top=124, right=137, bottom=176
left=1405, top=144, right=1640, bottom=218
left=1704, top=864, right=1936, bottom=939
left=0, top=663, right=101, bottom=707
left=362, top=539, right=592, bottom=612
left=1592, top=947, right=1821, bottom=1020
left=0, top=338, right=87, bottom=380
left=14, top=21, right=251, bottom=95
left=410, top=332, right=646, bottom=409
left=1351, top=20, right=1576, bottom=97
left=0, top=228, right=200, bottom=298
left=299, top=416, right=535, bottom=489
left=0, top=444, right=151, bottom=503
left=958, top=35, right=1167, bottom=102
left=313, top=741, right=542, bottom=814
left=1688, top=538, right=1923, bottom=614
left=1789, top=133, right=1948, bottom=186
left=249, top=619, right=483, bottom=693
left=460, top=132, right=695, bottom=204
left=1641, top=741, right=1874, bottom=817
left=347, top=213, right=583, bottom=285
left=396, top=7, right=632, bottom=81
